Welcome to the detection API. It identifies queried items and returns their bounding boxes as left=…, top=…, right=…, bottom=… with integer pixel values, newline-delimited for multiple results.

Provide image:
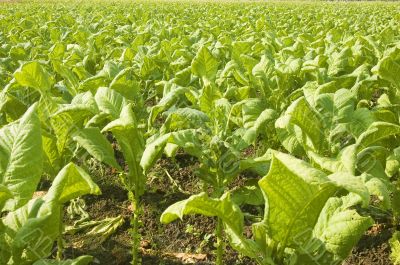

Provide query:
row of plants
left=1, top=1, right=400, bottom=265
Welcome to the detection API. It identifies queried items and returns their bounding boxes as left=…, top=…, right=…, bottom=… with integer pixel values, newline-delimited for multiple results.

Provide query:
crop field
left=1, top=0, right=400, bottom=265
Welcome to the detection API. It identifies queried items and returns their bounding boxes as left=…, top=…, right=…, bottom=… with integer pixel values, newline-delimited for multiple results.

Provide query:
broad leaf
left=258, top=151, right=337, bottom=248
left=140, top=129, right=202, bottom=173
left=298, top=195, right=373, bottom=264
left=73, top=127, right=121, bottom=170
left=390, top=231, right=400, bottom=265
left=275, top=97, right=324, bottom=152
left=161, top=192, right=262, bottom=258
left=357, top=122, right=400, bottom=148
left=259, top=151, right=370, bottom=249
left=14, top=61, right=53, bottom=92
left=46, top=162, right=101, bottom=204
left=191, top=46, right=219, bottom=83
left=95, top=87, right=126, bottom=119
left=0, top=103, right=43, bottom=211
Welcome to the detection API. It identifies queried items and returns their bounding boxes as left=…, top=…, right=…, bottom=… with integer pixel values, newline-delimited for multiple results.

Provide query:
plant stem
left=131, top=196, right=141, bottom=265
left=215, top=216, right=224, bottom=265
left=56, top=210, right=64, bottom=260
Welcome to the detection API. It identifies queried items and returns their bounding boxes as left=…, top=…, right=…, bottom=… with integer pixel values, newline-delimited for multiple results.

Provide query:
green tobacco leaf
left=51, top=104, right=96, bottom=153
left=357, top=122, right=400, bottom=148
left=42, top=132, right=61, bottom=176
left=162, top=107, right=209, bottom=132
left=259, top=152, right=337, bottom=248
left=372, top=46, right=400, bottom=88
left=315, top=89, right=355, bottom=128
left=161, top=192, right=242, bottom=229
left=140, top=133, right=171, bottom=173
left=327, top=172, right=370, bottom=207
left=46, top=163, right=101, bottom=204
left=302, top=195, right=373, bottom=264
left=140, top=129, right=202, bottom=173
left=49, top=92, right=98, bottom=153
left=275, top=124, right=305, bottom=156
left=161, top=192, right=262, bottom=258
left=95, top=87, right=126, bottom=119
left=356, top=146, right=389, bottom=179
left=364, top=175, right=392, bottom=209
left=169, top=129, right=203, bottom=157
left=33, top=256, right=93, bottom=265
left=148, top=86, right=190, bottom=126
left=45, top=163, right=101, bottom=203
left=199, top=83, right=222, bottom=114
left=308, top=144, right=357, bottom=174
left=86, top=113, right=111, bottom=127
left=392, top=189, right=400, bottom=219
left=0, top=103, right=43, bottom=211
left=0, top=198, right=61, bottom=264
left=52, top=61, right=79, bottom=95
left=275, top=97, right=324, bottom=152
left=71, top=91, right=99, bottom=110
left=386, top=147, right=400, bottom=177
left=0, top=88, right=27, bottom=121
left=174, top=66, right=192, bottom=87
left=242, top=108, right=277, bottom=145
left=231, top=183, right=264, bottom=206
left=349, top=108, right=375, bottom=138
left=78, top=75, right=106, bottom=93
left=241, top=99, right=267, bottom=129
left=239, top=156, right=270, bottom=176
left=140, top=56, right=161, bottom=79
left=191, top=46, right=219, bottom=83
left=14, top=61, right=53, bottom=92
left=276, top=58, right=302, bottom=76
left=390, top=231, right=400, bottom=265
left=73, top=127, right=121, bottom=170
left=109, top=67, right=140, bottom=101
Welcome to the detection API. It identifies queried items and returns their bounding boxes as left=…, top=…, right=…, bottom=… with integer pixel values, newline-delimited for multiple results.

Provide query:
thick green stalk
left=131, top=195, right=141, bottom=265
left=56, top=210, right=64, bottom=260
left=56, top=237, right=63, bottom=260
left=215, top=216, right=224, bottom=265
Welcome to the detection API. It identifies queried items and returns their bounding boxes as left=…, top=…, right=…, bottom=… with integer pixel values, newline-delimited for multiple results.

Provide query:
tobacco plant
left=0, top=105, right=100, bottom=265
left=141, top=46, right=277, bottom=264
